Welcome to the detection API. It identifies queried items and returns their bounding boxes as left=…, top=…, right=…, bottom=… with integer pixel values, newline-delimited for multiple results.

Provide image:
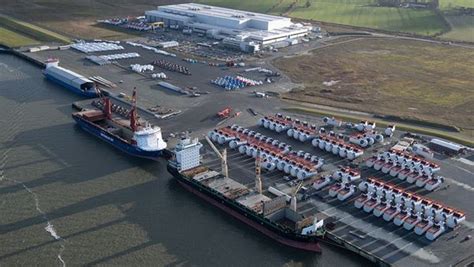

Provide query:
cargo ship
left=72, top=89, right=167, bottom=159
left=167, top=137, right=326, bottom=252
left=43, top=59, right=98, bottom=97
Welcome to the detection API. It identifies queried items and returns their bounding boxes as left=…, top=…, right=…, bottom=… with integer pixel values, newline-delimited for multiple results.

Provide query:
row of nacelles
left=287, top=128, right=316, bottom=142
left=259, top=117, right=292, bottom=133
left=312, top=137, right=363, bottom=159
left=355, top=195, right=449, bottom=240
left=372, top=152, right=440, bottom=174
left=349, top=133, right=384, bottom=148
left=358, top=180, right=464, bottom=228
left=381, top=150, right=440, bottom=171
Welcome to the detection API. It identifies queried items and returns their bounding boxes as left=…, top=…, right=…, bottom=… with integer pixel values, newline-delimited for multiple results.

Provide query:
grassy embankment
left=273, top=37, right=474, bottom=142
left=0, top=15, right=70, bottom=47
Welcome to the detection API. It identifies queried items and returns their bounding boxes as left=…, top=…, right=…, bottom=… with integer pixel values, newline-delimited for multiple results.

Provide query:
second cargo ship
left=167, top=137, right=326, bottom=252
left=72, top=89, right=167, bottom=159
left=43, top=59, right=99, bottom=97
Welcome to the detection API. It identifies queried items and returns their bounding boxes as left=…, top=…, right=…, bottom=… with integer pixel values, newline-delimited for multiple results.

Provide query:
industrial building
left=145, top=3, right=312, bottom=52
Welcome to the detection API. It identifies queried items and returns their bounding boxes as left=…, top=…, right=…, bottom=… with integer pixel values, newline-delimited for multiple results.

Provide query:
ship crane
left=205, top=136, right=229, bottom=178
left=255, top=149, right=263, bottom=194
left=129, top=87, right=138, bottom=132
left=290, top=181, right=304, bottom=212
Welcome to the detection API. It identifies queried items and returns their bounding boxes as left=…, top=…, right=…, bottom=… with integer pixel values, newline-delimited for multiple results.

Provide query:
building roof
left=430, top=138, right=464, bottom=152
left=157, top=3, right=289, bottom=23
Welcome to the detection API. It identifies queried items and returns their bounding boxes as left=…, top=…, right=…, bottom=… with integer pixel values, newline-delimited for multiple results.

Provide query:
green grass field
left=200, top=0, right=473, bottom=38
left=289, top=0, right=447, bottom=35
left=441, top=15, right=474, bottom=42
left=440, top=0, right=474, bottom=10
left=0, top=26, right=39, bottom=47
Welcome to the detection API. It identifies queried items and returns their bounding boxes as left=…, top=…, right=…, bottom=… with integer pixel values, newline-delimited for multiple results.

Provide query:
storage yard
left=18, top=31, right=473, bottom=265
left=2, top=2, right=473, bottom=266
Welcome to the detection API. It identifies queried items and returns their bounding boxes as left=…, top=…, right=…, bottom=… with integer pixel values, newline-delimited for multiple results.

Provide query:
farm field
left=201, top=0, right=473, bottom=39
left=273, top=37, right=474, bottom=138
left=0, top=0, right=183, bottom=41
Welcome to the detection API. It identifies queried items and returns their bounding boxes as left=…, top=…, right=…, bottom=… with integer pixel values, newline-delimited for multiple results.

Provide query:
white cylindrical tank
left=275, top=124, right=285, bottom=133
left=246, top=147, right=254, bottom=157
left=325, top=142, right=333, bottom=152
left=277, top=161, right=286, bottom=171
left=269, top=123, right=276, bottom=131
left=347, top=150, right=355, bottom=160
left=238, top=145, right=247, bottom=154
left=211, top=132, right=220, bottom=142
left=262, top=162, right=276, bottom=171
left=367, top=137, right=375, bottom=146
left=318, top=140, right=326, bottom=150
left=293, top=130, right=300, bottom=140
left=299, top=133, right=308, bottom=142
left=263, top=120, right=270, bottom=128
left=207, top=130, right=216, bottom=139
left=290, top=166, right=300, bottom=177
left=283, top=164, right=293, bottom=174
left=359, top=139, right=368, bottom=148
left=339, top=147, right=347, bottom=158
left=312, top=138, right=320, bottom=147
left=375, top=134, right=384, bottom=142
left=287, top=128, right=294, bottom=137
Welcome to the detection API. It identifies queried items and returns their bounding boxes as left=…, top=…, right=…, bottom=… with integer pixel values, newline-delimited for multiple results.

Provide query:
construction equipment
left=290, top=181, right=304, bottom=212
left=217, top=107, right=232, bottom=118
left=255, top=149, right=263, bottom=194
left=205, top=136, right=228, bottom=178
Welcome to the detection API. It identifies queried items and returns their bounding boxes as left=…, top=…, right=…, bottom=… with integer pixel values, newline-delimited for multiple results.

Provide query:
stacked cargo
left=153, top=60, right=190, bottom=75
left=72, top=42, right=124, bottom=53
left=208, top=125, right=324, bottom=180
left=211, top=75, right=262, bottom=90
left=312, top=131, right=364, bottom=160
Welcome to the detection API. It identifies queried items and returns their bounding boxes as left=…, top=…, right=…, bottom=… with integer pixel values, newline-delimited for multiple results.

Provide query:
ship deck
left=202, top=124, right=474, bottom=266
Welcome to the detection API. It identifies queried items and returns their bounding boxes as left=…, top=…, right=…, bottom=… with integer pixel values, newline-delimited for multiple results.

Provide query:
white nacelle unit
left=394, top=209, right=412, bottom=226
left=313, top=175, right=332, bottom=190
left=384, top=125, right=396, bottom=137
left=354, top=193, right=372, bottom=209
left=322, top=117, right=342, bottom=127
left=337, top=184, right=356, bottom=201
left=373, top=201, right=391, bottom=217
left=403, top=213, right=422, bottom=230
left=328, top=183, right=345, bottom=198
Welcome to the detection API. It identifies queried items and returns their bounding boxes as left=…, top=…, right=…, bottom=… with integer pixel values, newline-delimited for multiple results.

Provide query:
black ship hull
left=167, top=165, right=322, bottom=252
